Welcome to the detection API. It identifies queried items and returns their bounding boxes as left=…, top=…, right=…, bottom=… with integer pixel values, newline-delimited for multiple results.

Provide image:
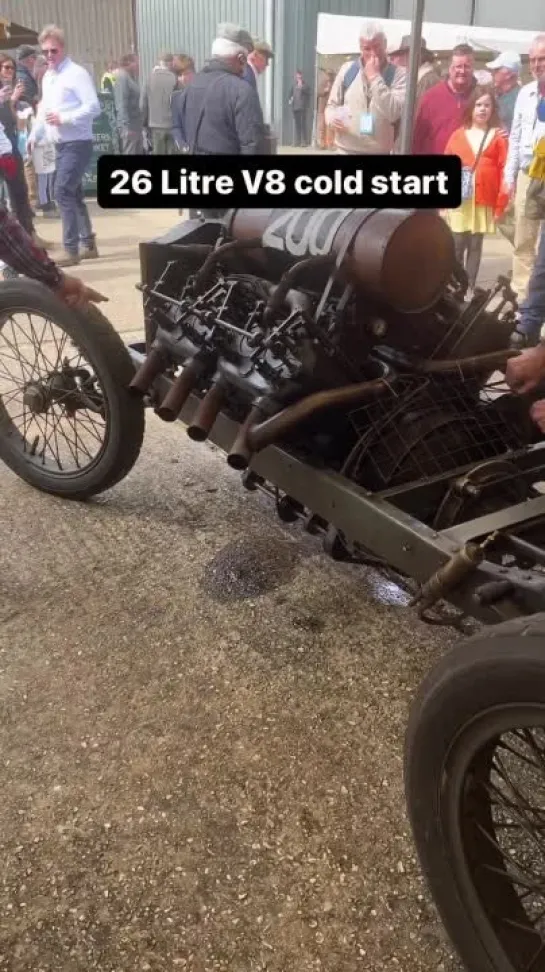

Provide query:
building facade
left=136, top=0, right=545, bottom=145
left=0, top=0, right=135, bottom=81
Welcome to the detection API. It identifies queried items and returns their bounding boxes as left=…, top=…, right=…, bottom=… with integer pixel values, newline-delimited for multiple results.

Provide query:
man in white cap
left=486, top=51, right=521, bottom=134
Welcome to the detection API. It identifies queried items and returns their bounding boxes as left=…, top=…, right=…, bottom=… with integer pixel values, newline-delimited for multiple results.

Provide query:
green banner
left=83, top=91, right=120, bottom=196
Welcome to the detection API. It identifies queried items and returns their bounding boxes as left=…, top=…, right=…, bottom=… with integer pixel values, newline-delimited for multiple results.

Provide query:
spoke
left=521, top=730, right=545, bottom=778
left=40, top=406, right=66, bottom=469
left=1, top=327, right=35, bottom=382
left=497, top=738, right=544, bottom=774
left=493, top=754, right=545, bottom=828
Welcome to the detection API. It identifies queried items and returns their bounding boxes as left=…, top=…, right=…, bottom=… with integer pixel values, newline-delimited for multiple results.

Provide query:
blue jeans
left=55, top=140, right=94, bottom=254
left=519, top=224, right=545, bottom=342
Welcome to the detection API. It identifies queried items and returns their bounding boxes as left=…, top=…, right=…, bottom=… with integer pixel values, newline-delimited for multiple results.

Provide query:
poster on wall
left=83, top=91, right=120, bottom=197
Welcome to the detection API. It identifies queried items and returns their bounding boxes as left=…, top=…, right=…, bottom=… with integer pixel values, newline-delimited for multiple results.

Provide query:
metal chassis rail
left=128, top=342, right=545, bottom=625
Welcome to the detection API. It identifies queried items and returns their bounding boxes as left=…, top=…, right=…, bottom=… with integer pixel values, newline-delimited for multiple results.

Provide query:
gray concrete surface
left=0, top=206, right=512, bottom=972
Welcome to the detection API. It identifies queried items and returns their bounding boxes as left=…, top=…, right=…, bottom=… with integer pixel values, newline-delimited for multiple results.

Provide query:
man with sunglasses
left=33, top=24, right=100, bottom=268
left=504, top=35, right=545, bottom=302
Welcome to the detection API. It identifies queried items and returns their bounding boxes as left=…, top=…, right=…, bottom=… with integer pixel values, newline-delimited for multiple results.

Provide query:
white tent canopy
left=316, top=12, right=538, bottom=57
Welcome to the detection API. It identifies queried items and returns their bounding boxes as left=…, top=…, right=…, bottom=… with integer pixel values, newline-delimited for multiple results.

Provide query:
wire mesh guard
left=348, top=372, right=531, bottom=490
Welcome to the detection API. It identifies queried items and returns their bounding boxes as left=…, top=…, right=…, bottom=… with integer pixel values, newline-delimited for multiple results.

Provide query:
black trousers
left=293, top=110, right=308, bottom=147
left=453, top=231, right=484, bottom=290
left=5, top=150, right=34, bottom=236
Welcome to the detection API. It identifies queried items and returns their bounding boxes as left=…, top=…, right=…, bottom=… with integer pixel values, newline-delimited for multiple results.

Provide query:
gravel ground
left=0, top=207, right=512, bottom=972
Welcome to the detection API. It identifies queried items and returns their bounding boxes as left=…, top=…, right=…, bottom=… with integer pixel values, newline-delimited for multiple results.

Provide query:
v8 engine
left=131, top=207, right=535, bottom=529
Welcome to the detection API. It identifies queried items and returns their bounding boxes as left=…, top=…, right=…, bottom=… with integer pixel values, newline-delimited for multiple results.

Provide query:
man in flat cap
left=172, top=23, right=264, bottom=156
left=388, top=34, right=440, bottom=104
left=243, top=39, right=274, bottom=90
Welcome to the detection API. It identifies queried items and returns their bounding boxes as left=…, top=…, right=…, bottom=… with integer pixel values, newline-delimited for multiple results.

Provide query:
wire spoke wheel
left=405, top=621, right=545, bottom=972
left=0, top=281, right=145, bottom=499
left=0, top=308, right=109, bottom=475
left=458, top=715, right=545, bottom=971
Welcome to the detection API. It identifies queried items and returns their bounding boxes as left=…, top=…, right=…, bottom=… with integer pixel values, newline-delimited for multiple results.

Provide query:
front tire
left=405, top=615, right=545, bottom=972
left=0, top=280, right=145, bottom=499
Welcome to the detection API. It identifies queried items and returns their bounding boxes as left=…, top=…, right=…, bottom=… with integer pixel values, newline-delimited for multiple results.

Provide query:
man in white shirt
left=36, top=24, right=101, bottom=267
left=504, top=34, right=545, bottom=300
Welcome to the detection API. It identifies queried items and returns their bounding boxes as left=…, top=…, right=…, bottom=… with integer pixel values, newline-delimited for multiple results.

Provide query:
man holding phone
left=325, top=21, right=406, bottom=156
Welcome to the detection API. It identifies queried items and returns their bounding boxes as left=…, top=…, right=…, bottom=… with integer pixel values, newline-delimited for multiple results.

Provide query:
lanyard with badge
left=359, top=75, right=376, bottom=137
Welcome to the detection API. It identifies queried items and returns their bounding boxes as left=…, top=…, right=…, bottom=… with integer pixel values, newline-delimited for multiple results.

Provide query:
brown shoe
left=56, top=251, right=81, bottom=267
left=80, top=242, right=99, bottom=260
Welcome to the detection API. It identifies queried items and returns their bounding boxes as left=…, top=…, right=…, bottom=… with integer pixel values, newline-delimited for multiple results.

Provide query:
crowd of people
left=0, top=17, right=544, bottom=414
left=320, top=21, right=545, bottom=340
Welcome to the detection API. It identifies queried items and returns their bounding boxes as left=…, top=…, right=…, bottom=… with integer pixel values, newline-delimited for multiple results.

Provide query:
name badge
left=360, top=113, right=375, bottom=136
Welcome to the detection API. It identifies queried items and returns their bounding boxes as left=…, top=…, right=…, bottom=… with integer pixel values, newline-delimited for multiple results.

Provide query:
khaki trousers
left=24, top=157, right=38, bottom=209
left=512, top=169, right=542, bottom=299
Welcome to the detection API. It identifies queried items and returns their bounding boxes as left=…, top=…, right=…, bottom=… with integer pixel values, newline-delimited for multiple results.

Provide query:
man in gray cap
left=16, top=44, right=39, bottom=106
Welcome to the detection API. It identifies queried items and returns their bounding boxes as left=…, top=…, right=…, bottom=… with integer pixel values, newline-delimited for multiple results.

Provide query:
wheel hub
left=22, top=382, right=50, bottom=414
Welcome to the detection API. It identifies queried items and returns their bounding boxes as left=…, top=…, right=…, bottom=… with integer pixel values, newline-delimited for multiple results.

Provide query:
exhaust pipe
left=129, top=347, right=168, bottom=397
left=187, top=379, right=226, bottom=441
left=227, top=404, right=268, bottom=471
left=247, top=378, right=388, bottom=454
left=155, top=358, right=204, bottom=421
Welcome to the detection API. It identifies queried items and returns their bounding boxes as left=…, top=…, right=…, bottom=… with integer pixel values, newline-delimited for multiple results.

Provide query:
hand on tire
left=55, top=273, right=108, bottom=309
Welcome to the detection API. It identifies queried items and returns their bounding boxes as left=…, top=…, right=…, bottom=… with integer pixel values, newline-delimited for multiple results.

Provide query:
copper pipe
left=227, top=403, right=269, bottom=470
left=420, top=349, right=518, bottom=375
left=247, top=378, right=388, bottom=455
left=155, top=358, right=204, bottom=422
left=263, top=254, right=335, bottom=324
left=128, top=347, right=168, bottom=396
left=187, top=379, right=226, bottom=441
left=193, top=237, right=263, bottom=292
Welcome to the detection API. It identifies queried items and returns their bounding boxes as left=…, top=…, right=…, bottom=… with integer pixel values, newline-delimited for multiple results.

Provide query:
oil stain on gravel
left=201, top=533, right=300, bottom=601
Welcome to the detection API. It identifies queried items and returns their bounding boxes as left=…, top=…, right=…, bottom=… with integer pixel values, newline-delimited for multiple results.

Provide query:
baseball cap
left=253, top=39, right=274, bottom=59
left=217, top=23, right=254, bottom=53
left=486, top=51, right=521, bottom=72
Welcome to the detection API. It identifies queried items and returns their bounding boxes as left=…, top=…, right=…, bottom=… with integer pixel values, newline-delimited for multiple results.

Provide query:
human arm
left=368, top=67, right=406, bottom=125
left=504, top=90, right=523, bottom=191
left=171, top=88, right=186, bottom=149
left=494, top=133, right=510, bottom=217
left=234, top=86, right=264, bottom=155
left=0, top=203, right=105, bottom=306
left=324, top=65, right=350, bottom=131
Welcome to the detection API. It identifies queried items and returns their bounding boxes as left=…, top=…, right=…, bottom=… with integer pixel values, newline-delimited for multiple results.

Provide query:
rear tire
left=0, top=280, right=145, bottom=499
left=405, top=615, right=545, bottom=972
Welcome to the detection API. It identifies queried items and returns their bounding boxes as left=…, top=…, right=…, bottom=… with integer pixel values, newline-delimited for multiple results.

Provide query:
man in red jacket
left=413, top=44, right=476, bottom=154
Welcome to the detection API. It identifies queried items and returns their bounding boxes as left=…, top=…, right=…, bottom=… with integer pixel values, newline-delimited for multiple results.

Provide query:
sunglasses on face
left=1, top=65, right=14, bottom=71
left=41, top=48, right=59, bottom=57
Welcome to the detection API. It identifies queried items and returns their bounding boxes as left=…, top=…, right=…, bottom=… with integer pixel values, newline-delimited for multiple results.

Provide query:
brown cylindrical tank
left=226, top=208, right=455, bottom=314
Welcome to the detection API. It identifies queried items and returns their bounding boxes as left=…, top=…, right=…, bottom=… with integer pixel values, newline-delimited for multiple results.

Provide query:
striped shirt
left=0, top=204, right=61, bottom=287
